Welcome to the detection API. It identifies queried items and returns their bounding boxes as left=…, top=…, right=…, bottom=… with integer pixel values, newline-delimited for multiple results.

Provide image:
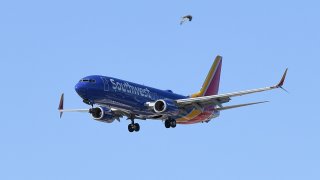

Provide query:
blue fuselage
left=74, top=75, right=218, bottom=123
left=75, top=75, right=187, bottom=115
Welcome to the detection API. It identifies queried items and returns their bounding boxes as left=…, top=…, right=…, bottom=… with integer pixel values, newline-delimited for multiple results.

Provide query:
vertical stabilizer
left=192, top=55, right=222, bottom=97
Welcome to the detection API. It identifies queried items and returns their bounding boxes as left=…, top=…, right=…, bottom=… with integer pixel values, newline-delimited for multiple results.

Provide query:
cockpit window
left=80, top=79, right=96, bottom=83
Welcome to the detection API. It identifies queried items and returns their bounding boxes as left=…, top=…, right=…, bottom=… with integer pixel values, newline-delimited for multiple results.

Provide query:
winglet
left=276, top=68, right=288, bottom=88
left=58, top=93, right=64, bottom=118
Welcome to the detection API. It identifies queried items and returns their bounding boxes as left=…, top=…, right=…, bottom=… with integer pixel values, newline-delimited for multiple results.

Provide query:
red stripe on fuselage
left=177, top=106, right=216, bottom=124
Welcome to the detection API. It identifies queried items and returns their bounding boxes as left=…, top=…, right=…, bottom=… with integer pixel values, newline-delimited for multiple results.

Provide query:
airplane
left=58, top=55, right=288, bottom=132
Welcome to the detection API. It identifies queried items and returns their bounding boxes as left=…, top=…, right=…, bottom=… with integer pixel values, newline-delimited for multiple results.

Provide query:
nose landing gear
left=128, top=123, right=140, bottom=132
left=128, top=116, right=140, bottom=132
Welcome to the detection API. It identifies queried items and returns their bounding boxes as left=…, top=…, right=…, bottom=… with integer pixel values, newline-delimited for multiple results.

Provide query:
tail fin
left=192, top=55, right=222, bottom=97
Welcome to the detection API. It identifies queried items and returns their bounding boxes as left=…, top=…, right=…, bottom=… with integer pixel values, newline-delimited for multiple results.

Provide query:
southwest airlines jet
left=58, top=55, right=288, bottom=132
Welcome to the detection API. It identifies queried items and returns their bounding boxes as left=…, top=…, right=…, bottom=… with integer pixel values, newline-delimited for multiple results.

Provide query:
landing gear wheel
left=128, top=115, right=140, bottom=133
left=170, top=120, right=177, bottom=128
left=128, top=124, right=134, bottom=132
left=165, top=120, right=171, bottom=128
left=165, top=119, right=176, bottom=128
left=134, top=123, right=140, bottom=132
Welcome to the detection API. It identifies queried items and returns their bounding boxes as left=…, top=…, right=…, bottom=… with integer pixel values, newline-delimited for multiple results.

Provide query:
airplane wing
left=58, top=93, right=127, bottom=120
left=58, top=93, right=150, bottom=121
left=175, top=68, right=288, bottom=107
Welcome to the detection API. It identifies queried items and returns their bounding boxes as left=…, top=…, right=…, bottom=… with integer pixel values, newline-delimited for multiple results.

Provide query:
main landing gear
left=165, top=119, right=177, bottom=128
left=128, top=117, right=140, bottom=133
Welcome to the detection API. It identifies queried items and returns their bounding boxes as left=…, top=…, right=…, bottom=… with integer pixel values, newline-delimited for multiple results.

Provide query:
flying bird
left=180, top=15, right=192, bottom=25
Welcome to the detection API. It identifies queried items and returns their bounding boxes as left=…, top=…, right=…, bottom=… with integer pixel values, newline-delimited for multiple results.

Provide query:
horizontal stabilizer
left=215, top=101, right=269, bottom=111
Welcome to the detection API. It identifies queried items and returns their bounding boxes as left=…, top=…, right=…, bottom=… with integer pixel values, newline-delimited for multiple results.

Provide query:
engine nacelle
left=153, top=99, right=179, bottom=115
left=90, top=107, right=116, bottom=123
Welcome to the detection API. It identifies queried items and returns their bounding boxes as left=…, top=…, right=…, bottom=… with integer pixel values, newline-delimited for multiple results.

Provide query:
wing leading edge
left=176, top=68, right=288, bottom=106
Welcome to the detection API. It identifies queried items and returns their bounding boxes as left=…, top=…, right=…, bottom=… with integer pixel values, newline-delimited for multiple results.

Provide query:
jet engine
left=90, top=107, right=116, bottom=123
left=153, top=99, right=179, bottom=115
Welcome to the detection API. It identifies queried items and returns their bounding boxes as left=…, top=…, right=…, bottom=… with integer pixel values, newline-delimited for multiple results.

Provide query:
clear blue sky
left=0, top=0, right=319, bottom=179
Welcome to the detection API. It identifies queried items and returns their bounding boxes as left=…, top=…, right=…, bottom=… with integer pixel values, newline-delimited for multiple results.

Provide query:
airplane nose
left=75, top=83, right=87, bottom=97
